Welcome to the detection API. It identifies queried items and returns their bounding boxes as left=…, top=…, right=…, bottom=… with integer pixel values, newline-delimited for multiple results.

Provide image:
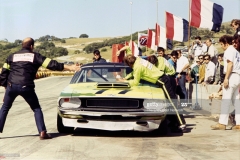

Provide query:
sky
left=0, top=0, right=240, bottom=42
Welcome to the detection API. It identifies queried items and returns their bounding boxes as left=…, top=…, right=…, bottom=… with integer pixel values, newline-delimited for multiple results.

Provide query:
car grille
left=85, top=99, right=139, bottom=109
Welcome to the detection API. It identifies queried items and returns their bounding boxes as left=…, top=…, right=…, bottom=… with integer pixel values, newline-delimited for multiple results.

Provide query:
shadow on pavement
left=48, top=128, right=185, bottom=138
left=0, top=134, right=39, bottom=139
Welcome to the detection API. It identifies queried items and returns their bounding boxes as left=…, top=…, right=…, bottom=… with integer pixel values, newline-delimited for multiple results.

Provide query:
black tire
left=57, top=114, right=74, bottom=133
left=155, top=116, right=169, bottom=136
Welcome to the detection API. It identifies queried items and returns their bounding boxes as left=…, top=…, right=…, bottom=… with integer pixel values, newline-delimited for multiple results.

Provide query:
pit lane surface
left=0, top=76, right=239, bottom=160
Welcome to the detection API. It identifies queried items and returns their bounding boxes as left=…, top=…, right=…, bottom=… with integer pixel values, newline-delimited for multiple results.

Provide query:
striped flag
left=166, top=11, right=189, bottom=42
left=155, top=23, right=167, bottom=49
left=190, top=0, right=224, bottom=32
left=147, top=29, right=157, bottom=51
left=126, top=40, right=139, bottom=57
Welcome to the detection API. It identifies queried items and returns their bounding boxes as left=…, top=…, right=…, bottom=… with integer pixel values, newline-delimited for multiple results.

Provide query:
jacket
left=198, top=63, right=205, bottom=83
left=156, top=57, right=175, bottom=76
left=191, top=65, right=199, bottom=79
left=0, top=48, right=64, bottom=87
left=93, top=57, right=107, bottom=63
left=125, top=57, right=164, bottom=86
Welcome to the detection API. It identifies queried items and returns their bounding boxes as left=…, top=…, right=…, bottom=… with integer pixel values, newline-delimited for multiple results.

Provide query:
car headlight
left=59, top=98, right=81, bottom=108
left=143, top=99, right=168, bottom=112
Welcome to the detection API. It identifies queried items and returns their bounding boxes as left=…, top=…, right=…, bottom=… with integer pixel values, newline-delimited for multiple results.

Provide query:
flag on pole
left=138, top=32, right=148, bottom=47
left=166, top=11, right=189, bottom=42
left=130, top=40, right=139, bottom=57
left=190, top=0, right=223, bottom=32
left=147, top=29, right=157, bottom=51
left=155, top=23, right=167, bottom=49
left=126, top=41, right=139, bottom=57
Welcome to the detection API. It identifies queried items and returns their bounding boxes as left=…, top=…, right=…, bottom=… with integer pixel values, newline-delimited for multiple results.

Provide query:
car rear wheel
left=57, top=114, right=74, bottom=133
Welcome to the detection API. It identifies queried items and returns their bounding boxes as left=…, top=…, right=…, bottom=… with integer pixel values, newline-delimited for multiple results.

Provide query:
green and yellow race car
left=57, top=63, right=174, bottom=134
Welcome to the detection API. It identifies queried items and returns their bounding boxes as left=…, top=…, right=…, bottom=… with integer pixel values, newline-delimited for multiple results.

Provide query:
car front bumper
left=58, top=109, right=166, bottom=131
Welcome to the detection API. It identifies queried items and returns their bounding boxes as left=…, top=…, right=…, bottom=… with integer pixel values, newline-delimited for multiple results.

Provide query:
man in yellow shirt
left=147, top=55, right=186, bottom=131
left=197, top=55, right=206, bottom=83
left=118, top=55, right=185, bottom=132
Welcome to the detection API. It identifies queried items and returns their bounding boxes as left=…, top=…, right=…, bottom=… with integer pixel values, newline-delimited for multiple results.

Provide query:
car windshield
left=70, top=65, right=133, bottom=83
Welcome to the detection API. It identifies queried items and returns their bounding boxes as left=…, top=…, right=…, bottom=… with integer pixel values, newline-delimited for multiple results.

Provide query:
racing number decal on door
left=140, top=59, right=153, bottom=70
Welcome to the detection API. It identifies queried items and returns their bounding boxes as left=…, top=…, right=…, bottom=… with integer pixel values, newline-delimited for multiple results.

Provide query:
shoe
left=232, top=125, right=240, bottom=131
left=39, top=131, right=52, bottom=140
left=229, top=114, right=236, bottom=126
left=211, top=123, right=226, bottom=130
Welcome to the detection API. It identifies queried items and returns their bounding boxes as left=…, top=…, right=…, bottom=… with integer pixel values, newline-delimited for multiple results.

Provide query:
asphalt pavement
left=0, top=76, right=239, bottom=160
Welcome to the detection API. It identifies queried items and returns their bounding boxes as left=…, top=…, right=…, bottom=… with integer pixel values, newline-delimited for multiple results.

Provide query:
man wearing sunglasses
left=197, top=55, right=206, bottom=84
left=202, top=55, right=215, bottom=85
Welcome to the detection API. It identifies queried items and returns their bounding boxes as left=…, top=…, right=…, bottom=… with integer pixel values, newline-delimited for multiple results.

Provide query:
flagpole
left=188, top=0, right=191, bottom=50
left=130, top=1, right=133, bottom=42
left=156, top=0, right=158, bottom=24
left=165, top=11, right=168, bottom=51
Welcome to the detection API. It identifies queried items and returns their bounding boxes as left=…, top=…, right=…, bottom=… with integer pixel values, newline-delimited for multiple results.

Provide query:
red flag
left=147, top=29, right=152, bottom=49
left=147, top=29, right=156, bottom=50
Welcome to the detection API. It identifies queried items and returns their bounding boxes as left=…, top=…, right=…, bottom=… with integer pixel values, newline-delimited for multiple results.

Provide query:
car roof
left=81, top=62, right=128, bottom=68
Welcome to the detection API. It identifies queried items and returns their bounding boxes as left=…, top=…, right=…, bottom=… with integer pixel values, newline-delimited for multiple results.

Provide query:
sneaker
left=232, top=125, right=240, bottom=131
left=210, top=123, right=226, bottom=130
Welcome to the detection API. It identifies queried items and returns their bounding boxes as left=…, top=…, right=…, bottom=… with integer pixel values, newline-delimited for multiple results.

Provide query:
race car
left=57, top=63, right=174, bottom=134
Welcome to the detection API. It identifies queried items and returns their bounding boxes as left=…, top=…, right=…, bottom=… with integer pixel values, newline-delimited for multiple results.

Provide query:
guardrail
left=35, top=71, right=75, bottom=79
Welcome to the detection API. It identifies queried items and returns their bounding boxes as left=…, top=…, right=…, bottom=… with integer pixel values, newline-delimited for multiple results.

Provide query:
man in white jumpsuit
left=211, top=35, right=240, bottom=130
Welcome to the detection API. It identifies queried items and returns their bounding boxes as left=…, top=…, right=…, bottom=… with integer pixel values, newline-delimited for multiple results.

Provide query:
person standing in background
left=156, top=47, right=169, bottom=60
left=176, top=50, right=190, bottom=104
left=211, top=35, right=240, bottom=131
left=198, top=55, right=206, bottom=84
left=191, top=57, right=200, bottom=83
left=205, top=38, right=218, bottom=64
left=202, top=54, right=216, bottom=85
left=213, top=54, right=224, bottom=85
left=190, top=36, right=207, bottom=59
left=231, top=19, right=240, bottom=37
left=93, top=50, right=106, bottom=63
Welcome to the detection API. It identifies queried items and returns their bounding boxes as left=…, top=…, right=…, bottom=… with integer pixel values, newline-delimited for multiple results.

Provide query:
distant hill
left=0, top=21, right=235, bottom=66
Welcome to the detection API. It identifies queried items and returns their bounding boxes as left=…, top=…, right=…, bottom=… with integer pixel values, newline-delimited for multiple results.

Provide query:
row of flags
left=136, top=0, right=224, bottom=51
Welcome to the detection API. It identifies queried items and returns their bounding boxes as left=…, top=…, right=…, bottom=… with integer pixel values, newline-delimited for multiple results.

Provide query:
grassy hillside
left=52, top=38, right=113, bottom=64
left=0, top=21, right=233, bottom=66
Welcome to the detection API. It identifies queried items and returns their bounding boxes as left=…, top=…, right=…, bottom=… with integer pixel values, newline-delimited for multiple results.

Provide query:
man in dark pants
left=118, top=55, right=186, bottom=132
left=176, top=50, right=190, bottom=105
left=0, top=37, right=80, bottom=139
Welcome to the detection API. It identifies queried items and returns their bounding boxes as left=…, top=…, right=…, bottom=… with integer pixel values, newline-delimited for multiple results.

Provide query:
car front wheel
left=57, top=114, right=74, bottom=133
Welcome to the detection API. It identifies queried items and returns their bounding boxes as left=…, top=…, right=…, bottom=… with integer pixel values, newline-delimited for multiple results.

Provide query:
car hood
left=60, top=83, right=165, bottom=99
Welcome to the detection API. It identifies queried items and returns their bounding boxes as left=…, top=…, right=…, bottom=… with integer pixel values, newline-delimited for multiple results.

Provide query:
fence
left=35, top=71, right=75, bottom=79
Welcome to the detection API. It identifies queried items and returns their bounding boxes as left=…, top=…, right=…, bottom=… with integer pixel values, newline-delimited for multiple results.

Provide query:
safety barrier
left=186, top=83, right=222, bottom=113
left=35, top=71, right=74, bottom=79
